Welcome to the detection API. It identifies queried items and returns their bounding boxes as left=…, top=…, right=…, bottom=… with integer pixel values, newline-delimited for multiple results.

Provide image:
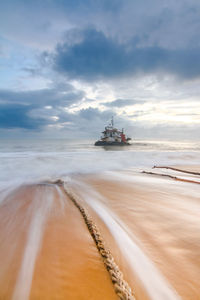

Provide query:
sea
left=0, top=138, right=200, bottom=186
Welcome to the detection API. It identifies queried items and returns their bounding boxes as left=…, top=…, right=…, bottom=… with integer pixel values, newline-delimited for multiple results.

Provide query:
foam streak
left=12, top=186, right=53, bottom=300
left=68, top=180, right=181, bottom=300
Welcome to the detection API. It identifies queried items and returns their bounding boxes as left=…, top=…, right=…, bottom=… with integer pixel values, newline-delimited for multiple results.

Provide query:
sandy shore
left=0, top=185, right=117, bottom=300
left=0, top=166, right=200, bottom=299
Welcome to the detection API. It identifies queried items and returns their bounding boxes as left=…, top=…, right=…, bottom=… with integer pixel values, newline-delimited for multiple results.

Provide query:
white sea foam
left=0, top=139, right=200, bottom=188
left=12, top=186, right=54, bottom=300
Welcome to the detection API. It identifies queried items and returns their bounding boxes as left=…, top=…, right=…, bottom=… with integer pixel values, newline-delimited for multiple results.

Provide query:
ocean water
left=0, top=139, right=200, bottom=186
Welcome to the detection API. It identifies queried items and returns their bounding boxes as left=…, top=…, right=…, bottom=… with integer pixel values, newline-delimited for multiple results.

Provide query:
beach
left=2, top=0, right=200, bottom=298
left=0, top=148, right=200, bottom=300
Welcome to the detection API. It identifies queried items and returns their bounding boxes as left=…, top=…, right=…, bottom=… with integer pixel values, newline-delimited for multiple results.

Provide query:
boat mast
left=111, top=116, right=114, bottom=127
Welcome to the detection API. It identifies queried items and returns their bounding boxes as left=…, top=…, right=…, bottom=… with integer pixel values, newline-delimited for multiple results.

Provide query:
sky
left=0, top=0, right=200, bottom=140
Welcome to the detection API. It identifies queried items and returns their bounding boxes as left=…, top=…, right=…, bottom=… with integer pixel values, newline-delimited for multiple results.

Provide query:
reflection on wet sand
left=0, top=166, right=200, bottom=299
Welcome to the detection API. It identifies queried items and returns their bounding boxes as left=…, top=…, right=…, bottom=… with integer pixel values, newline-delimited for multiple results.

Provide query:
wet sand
left=0, top=185, right=117, bottom=300
left=0, top=166, right=200, bottom=299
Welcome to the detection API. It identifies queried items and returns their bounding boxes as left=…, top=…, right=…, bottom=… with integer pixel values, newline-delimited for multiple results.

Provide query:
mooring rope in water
left=142, top=171, right=200, bottom=185
left=153, top=166, right=200, bottom=176
left=52, top=180, right=135, bottom=300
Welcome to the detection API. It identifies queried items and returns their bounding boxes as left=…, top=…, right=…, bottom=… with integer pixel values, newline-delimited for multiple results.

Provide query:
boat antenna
left=111, top=116, right=114, bottom=127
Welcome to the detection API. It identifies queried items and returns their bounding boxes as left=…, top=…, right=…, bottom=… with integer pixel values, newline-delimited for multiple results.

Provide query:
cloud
left=0, top=84, right=85, bottom=130
left=55, top=0, right=123, bottom=12
left=79, top=107, right=112, bottom=121
left=0, top=103, right=42, bottom=129
left=54, top=28, right=200, bottom=80
left=54, top=28, right=125, bottom=79
left=104, top=99, right=143, bottom=108
left=1, top=0, right=200, bottom=53
left=0, top=0, right=123, bottom=51
left=1, top=0, right=200, bottom=140
left=0, top=84, right=84, bottom=107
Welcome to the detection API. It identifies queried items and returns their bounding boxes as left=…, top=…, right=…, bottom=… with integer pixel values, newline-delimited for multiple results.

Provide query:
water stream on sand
left=66, top=179, right=181, bottom=300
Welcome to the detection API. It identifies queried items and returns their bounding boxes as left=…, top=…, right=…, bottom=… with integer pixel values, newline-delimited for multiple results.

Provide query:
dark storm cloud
left=54, top=28, right=200, bottom=80
left=0, top=86, right=117, bottom=132
left=0, top=84, right=85, bottom=129
left=2, top=0, right=200, bottom=80
left=54, top=29, right=125, bottom=79
left=0, top=84, right=84, bottom=107
left=0, top=103, right=43, bottom=129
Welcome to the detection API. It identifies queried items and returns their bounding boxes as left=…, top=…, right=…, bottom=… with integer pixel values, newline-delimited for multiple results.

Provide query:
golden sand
left=81, top=168, right=200, bottom=300
left=0, top=185, right=117, bottom=300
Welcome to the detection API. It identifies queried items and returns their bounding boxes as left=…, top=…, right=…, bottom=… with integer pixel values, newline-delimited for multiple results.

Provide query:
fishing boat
left=95, top=117, right=131, bottom=146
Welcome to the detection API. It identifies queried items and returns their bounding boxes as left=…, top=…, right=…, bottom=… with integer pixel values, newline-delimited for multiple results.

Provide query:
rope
left=142, top=171, right=200, bottom=185
left=153, top=166, right=200, bottom=176
left=53, top=180, right=135, bottom=300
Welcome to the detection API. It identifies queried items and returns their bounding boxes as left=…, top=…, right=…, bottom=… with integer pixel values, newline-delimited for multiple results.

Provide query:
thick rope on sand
left=53, top=180, right=135, bottom=300
left=142, top=171, right=200, bottom=185
left=153, top=166, right=200, bottom=176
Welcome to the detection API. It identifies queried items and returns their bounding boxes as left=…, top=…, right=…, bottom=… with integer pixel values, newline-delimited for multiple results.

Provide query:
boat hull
left=94, top=141, right=131, bottom=146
